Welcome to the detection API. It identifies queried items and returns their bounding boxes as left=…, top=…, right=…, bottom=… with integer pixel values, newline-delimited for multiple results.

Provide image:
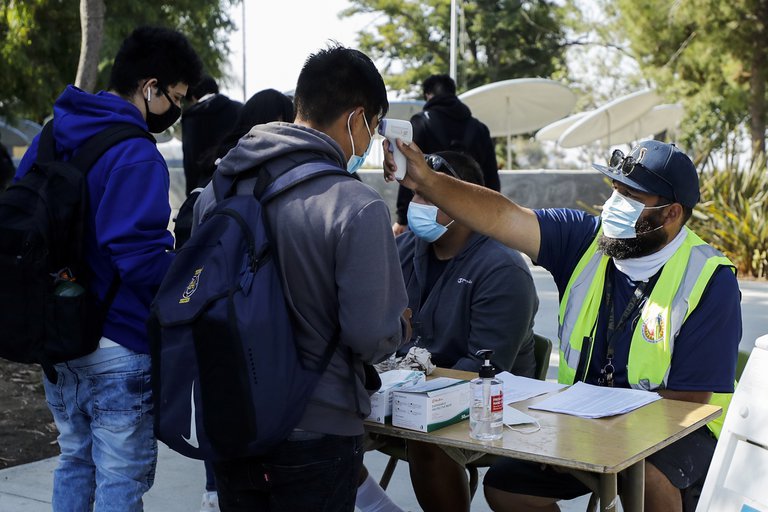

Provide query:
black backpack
left=148, top=160, right=350, bottom=460
left=0, top=121, right=154, bottom=381
left=172, top=187, right=202, bottom=250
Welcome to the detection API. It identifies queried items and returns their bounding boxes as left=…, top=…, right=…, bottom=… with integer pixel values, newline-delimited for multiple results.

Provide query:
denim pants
left=43, top=344, right=157, bottom=512
left=212, top=431, right=364, bottom=512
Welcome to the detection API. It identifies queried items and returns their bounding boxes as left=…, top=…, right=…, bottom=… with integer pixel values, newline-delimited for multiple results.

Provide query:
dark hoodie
left=181, top=93, right=242, bottom=194
left=194, top=122, right=408, bottom=436
left=395, top=94, right=499, bottom=224
left=16, top=85, right=175, bottom=354
left=396, top=230, right=537, bottom=375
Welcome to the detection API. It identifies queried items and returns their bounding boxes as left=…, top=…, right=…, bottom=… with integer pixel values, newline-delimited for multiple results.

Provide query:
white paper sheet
left=503, top=404, right=539, bottom=425
left=495, top=371, right=567, bottom=404
left=528, top=381, right=661, bottom=418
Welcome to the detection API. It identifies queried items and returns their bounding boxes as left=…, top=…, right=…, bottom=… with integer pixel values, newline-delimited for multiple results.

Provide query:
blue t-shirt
left=534, top=208, right=741, bottom=392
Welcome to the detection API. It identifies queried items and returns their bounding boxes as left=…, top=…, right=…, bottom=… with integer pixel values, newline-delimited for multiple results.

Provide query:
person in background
left=14, top=26, right=202, bottom=511
left=197, top=88, right=295, bottom=185
left=174, top=88, right=294, bottom=251
left=181, top=74, right=242, bottom=195
left=384, top=138, right=741, bottom=512
left=392, top=74, right=499, bottom=235
left=399, top=150, right=537, bottom=512
left=193, top=44, right=410, bottom=512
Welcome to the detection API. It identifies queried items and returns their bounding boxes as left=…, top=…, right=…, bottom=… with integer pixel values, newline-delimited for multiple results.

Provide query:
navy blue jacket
left=397, top=231, right=538, bottom=375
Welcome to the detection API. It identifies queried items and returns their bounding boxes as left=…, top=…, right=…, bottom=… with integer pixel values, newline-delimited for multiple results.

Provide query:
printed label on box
left=392, top=378, right=470, bottom=432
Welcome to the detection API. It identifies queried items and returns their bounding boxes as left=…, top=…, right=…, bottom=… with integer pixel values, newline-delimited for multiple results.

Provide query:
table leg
left=598, top=473, right=618, bottom=512
left=620, top=460, right=645, bottom=512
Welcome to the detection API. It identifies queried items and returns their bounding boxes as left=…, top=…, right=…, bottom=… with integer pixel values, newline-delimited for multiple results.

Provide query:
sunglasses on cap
left=607, top=149, right=678, bottom=203
left=424, top=154, right=460, bottom=179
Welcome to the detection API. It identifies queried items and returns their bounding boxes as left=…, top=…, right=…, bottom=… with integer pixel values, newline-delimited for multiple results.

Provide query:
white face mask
left=600, top=190, right=668, bottom=239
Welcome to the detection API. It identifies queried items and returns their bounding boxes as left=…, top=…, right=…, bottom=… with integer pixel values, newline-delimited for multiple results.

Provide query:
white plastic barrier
left=697, top=334, right=768, bottom=512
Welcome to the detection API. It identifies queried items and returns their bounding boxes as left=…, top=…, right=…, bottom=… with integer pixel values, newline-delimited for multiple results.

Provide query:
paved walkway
left=1, top=266, right=765, bottom=511
left=0, top=444, right=596, bottom=512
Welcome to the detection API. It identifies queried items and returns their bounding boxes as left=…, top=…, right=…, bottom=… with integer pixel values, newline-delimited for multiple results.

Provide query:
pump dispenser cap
left=475, top=349, right=495, bottom=378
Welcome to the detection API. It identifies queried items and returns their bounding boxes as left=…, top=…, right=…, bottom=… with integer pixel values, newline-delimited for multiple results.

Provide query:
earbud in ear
left=147, top=89, right=152, bottom=102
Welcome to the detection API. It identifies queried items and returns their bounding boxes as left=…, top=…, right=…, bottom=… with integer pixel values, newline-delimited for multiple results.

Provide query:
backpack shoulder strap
left=35, top=121, right=57, bottom=164
left=260, top=160, right=350, bottom=203
left=69, top=123, right=156, bottom=174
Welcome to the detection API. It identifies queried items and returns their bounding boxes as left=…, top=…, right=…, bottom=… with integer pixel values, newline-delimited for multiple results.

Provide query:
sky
left=220, top=0, right=377, bottom=102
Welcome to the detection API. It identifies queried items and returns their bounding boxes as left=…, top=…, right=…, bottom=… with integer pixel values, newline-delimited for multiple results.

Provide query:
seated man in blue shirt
left=383, top=139, right=741, bottom=512
left=397, top=150, right=538, bottom=512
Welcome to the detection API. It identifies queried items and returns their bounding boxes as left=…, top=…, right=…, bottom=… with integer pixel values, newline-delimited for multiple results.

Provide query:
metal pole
left=242, top=1, right=247, bottom=102
left=449, top=0, right=457, bottom=80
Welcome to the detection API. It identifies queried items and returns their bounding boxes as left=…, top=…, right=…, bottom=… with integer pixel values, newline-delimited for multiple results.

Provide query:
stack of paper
left=529, top=381, right=661, bottom=418
left=495, top=371, right=567, bottom=403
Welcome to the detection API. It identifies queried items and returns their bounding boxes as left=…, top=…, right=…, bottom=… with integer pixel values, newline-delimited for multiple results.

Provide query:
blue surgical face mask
left=601, top=190, right=668, bottom=239
left=407, top=202, right=454, bottom=242
left=346, top=111, right=374, bottom=174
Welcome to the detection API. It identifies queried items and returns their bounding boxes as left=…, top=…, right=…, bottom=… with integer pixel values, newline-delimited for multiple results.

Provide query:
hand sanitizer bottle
left=470, top=349, right=503, bottom=441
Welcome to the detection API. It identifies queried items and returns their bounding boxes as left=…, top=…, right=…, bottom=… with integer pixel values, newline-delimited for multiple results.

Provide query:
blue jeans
left=212, top=431, right=364, bottom=512
left=43, top=344, right=157, bottom=512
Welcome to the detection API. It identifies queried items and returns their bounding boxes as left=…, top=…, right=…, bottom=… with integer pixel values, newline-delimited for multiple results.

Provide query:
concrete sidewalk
left=0, top=444, right=596, bottom=512
left=1, top=266, right=764, bottom=511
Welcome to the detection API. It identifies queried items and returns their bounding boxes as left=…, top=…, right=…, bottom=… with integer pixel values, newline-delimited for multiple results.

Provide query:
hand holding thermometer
left=378, top=119, right=413, bottom=180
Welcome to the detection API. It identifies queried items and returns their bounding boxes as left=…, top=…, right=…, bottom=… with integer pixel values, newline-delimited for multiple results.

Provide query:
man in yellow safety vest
left=383, top=139, right=741, bottom=512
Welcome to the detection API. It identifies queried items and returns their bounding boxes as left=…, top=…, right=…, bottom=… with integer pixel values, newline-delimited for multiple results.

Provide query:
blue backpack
left=149, top=160, right=349, bottom=461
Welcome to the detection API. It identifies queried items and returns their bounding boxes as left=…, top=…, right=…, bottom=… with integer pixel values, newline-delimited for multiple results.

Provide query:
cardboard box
left=392, top=377, right=470, bottom=432
left=366, top=370, right=426, bottom=424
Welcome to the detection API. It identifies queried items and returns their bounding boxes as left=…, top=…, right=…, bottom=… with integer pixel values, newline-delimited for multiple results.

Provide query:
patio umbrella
left=0, top=124, right=30, bottom=147
left=534, top=112, right=588, bottom=142
left=458, top=78, right=576, bottom=167
left=0, top=117, right=42, bottom=147
left=558, top=89, right=660, bottom=148
left=602, top=104, right=684, bottom=146
left=386, top=100, right=425, bottom=122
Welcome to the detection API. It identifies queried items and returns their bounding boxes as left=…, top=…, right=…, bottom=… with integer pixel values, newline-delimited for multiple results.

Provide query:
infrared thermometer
left=378, top=119, right=413, bottom=180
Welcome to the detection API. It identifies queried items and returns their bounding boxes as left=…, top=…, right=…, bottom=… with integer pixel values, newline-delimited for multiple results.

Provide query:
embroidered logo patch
left=179, top=268, right=203, bottom=304
left=457, top=278, right=473, bottom=285
left=641, top=313, right=665, bottom=343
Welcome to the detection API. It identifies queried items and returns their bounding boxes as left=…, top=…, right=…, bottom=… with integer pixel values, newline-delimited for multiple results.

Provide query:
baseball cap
left=592, top=140, right=700, bottom=208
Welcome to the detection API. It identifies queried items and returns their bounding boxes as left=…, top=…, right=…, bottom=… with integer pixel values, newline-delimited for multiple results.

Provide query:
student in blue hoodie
left=14, top=26, right=202, bottom=511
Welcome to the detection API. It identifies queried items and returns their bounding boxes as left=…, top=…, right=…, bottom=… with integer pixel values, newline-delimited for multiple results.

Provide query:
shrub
left=689, top=157, right=768, bottom=279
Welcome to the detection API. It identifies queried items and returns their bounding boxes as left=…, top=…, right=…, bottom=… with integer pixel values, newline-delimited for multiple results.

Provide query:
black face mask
left=144, top=87, right=181, bottom=133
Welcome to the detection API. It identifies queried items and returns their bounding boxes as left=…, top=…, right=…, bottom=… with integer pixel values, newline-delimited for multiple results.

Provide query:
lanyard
left=598, top=264, right=662, bottom=387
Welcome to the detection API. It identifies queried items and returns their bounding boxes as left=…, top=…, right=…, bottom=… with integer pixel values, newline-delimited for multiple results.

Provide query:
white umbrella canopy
left=558, top=89, right=660, bottom=148
left=602, top=103, right=684, bottom=146
left=0, top=118, right=42, bottom=147
left=12, top=119, right=42, bottom=142
left=386, top=100, right=425, bottom=121
left=534, top=111, right=588, bottom=142
left=458, top=78, right=576, bottom=137
left=0, top=124, right=30, bottom=147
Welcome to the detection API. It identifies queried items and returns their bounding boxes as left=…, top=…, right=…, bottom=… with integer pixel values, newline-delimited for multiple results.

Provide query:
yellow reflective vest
left=557, top=227, right=735, bottom=438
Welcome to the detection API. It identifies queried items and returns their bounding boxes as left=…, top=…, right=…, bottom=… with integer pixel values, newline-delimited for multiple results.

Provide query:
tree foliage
left=690, top=156, right=768, bottom=278
left=0, top=0, right=240, bottom=122
left=342, top=0, right=569, bottom=95
left=614, top=0, right=768, bottom=159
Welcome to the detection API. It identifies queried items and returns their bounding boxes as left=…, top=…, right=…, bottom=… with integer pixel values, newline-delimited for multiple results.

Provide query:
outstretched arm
left=384, top=139, right=542, bottom=261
